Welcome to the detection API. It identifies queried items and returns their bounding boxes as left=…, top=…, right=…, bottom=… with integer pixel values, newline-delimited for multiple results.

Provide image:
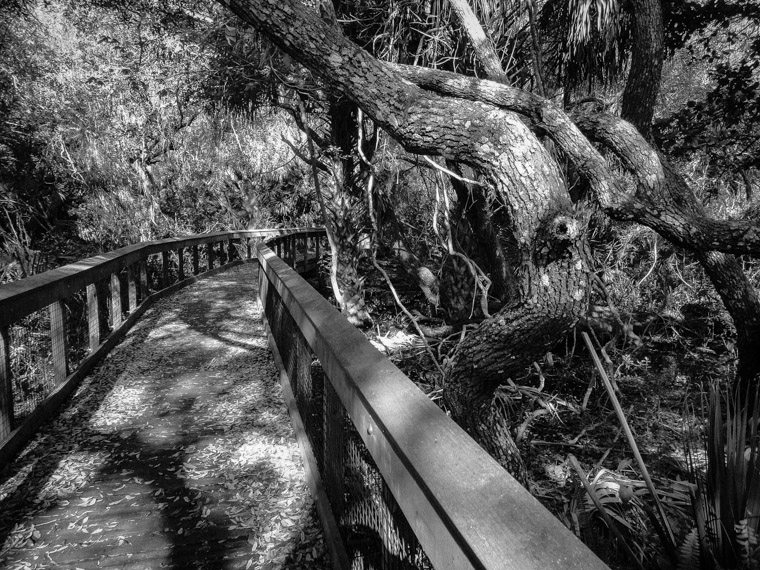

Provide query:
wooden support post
left=228, top=239, right=235, bottom=262
left=0, top=325, right=13, bottom=439
left=178, top=247, right=185, bottom=281
left=316, top=234, right=321, bottom=262
left=139, top=261, right=148, bottom=302
left=301, top=236, right=308, bottom=272
left=110, top=273, right=122, bottom=329
left=50, top=300, right=68, bottom=384
left=86, top=283, right=100, bottom=351
left=219, top=242, right=226, bottom=266
left=192, top=245, right=199, bottom=275
left=208, top=242, right=215, bottom=270
left=127, top=265, right=137, bottom=313
left=161, top=251, right=169, bottom=289
left=246, top=238, right=252, bottom=260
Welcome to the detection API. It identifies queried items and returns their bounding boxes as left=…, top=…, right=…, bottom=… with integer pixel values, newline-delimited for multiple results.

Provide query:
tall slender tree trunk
left=621, top=0, right=664, bottom=141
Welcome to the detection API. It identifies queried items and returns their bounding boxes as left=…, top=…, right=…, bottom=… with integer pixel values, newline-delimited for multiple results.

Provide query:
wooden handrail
left=0, top=228, right=325, bottom=465
left=257, top=242, right=610, bottom=570
left=0, top=229, right=323, bottom=326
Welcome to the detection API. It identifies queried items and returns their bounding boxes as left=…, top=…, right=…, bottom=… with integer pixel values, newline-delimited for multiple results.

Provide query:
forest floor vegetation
left=310, top=254, right=742, bottom=570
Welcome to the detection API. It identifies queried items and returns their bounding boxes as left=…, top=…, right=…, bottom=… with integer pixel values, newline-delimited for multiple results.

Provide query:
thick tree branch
left=391, top=63, right=760, bottom=257
left=215, top=0, right=569, bottom=253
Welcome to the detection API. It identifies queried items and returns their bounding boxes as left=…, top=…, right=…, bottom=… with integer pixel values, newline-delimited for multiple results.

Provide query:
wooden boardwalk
left=0, top=265, right=327, bottom=570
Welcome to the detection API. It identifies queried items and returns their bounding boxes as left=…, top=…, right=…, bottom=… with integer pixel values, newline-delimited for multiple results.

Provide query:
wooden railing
left=0, top=228, right=324, bottom=466
left=258, top=242, right=610, bottom=570
left=2, top=227, right=611, bottom=570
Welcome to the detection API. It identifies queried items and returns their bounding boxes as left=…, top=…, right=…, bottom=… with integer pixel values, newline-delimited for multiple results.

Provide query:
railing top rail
left=256, top=242, right=608, bottom=570
left=0, top=228, right=324, bottom=327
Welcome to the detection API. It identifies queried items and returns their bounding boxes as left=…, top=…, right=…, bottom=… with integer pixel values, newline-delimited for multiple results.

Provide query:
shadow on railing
left=0, top=228, right=325, bottom=466
left=257, top=242, right=610, bottom=570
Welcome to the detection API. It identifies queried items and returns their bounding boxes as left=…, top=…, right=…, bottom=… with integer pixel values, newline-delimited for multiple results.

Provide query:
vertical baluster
left=110, top=273, right=122, bottom=329
left=139, top=261, right=148, bottom=302
left=227, top=239, right=235, bottom=262
left=127, top=265, right=137, bottom=313
left=246, top=238, right=252, bottom=260
left=178, top=247, right=185, bottom=281
left=316, top=234, right=321, bottom=261
left=86, top=283, right=100, bottom=351
left=0, top=325, right=13, bottom=439
left=301, top=236, right=308, bottom=272
left=50, top=300, right=68, bottom=384
left=192, top=245, right=199, bottom=275
left=161, top=251, right=169, bottom=288
left=208, top=242, right=215, bottom=270
left=219, top=241, right=226, bottom=266
left=276, top=240, right=282, bottom=258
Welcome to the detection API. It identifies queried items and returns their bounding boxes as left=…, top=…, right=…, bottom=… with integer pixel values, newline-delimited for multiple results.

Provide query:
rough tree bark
left=621, top=0, right=664, bottom=141
left=216, top=0, right=760, bottom=473
left=394, top=59, right=760, bottom=401
left=216, top=0, right=592, bottom=482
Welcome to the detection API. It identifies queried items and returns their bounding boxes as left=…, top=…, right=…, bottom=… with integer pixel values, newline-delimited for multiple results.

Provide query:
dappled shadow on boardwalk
left=0, top=264, right=327, bottom=569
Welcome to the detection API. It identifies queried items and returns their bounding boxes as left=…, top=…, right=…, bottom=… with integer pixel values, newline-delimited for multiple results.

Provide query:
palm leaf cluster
left=684, top=386, right=760, bottom=569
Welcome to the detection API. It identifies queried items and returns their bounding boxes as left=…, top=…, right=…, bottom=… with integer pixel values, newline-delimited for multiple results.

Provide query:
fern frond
left=676, top=528, right=701, bottom=570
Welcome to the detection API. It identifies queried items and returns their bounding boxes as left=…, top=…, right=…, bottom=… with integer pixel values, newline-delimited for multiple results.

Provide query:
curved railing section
left=257, top=242, right=610, bottom=570
left=0, top=228, right=325, bottom=464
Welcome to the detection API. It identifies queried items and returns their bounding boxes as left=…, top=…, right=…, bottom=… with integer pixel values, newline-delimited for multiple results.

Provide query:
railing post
left=301, top=236, right=308, bottom=272
left=110, top=273, right=122, bottom=328
left=316, top=234, right=321, bottom=261
left=49, top=300, right=68, bottom=383
left=127, top=265, right=137, bottom=313
left=227, top=239, right=235, bottom=262
left=161, top=251, right=170, bottom=288
left=0, top=325, right=13, bottom=440
left=219, top=241, right=227, bottom=266
left=246, top=238, right=252, bottom=260
left=86, top=283, right=100, bottom=351
left=139, top=261, right=148, bottom=302
left=178, top=247, right=185, bottom=281
left=208, top=241, right=215, bottom=270
left=192, top=245, right=199, bottom=275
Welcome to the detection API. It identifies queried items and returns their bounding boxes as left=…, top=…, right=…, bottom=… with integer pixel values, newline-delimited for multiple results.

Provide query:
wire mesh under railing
left=8, top=309, right=54, bottom=426
left=264, top=278, right=432, bottom=570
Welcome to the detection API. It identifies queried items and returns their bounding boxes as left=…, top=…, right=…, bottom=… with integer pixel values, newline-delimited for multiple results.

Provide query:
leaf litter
left=0, top=265, right=328, bottom=569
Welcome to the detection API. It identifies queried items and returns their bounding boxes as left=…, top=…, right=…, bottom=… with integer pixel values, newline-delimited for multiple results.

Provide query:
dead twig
left=581, top=332, right=677, bottom=552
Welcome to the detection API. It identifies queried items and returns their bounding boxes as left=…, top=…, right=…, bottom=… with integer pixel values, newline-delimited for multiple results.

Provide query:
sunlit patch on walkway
left=0, top=265, right=327, bottom=569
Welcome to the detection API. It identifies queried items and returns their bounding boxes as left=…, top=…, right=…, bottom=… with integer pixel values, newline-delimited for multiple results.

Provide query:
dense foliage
left=2, top=1, right=760, bottom=567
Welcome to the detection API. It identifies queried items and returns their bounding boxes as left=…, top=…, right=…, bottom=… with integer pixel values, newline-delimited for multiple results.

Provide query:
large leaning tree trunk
left=216, top=0, right=594, bottom=483
left=392, top=59, right=760, bottom=406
